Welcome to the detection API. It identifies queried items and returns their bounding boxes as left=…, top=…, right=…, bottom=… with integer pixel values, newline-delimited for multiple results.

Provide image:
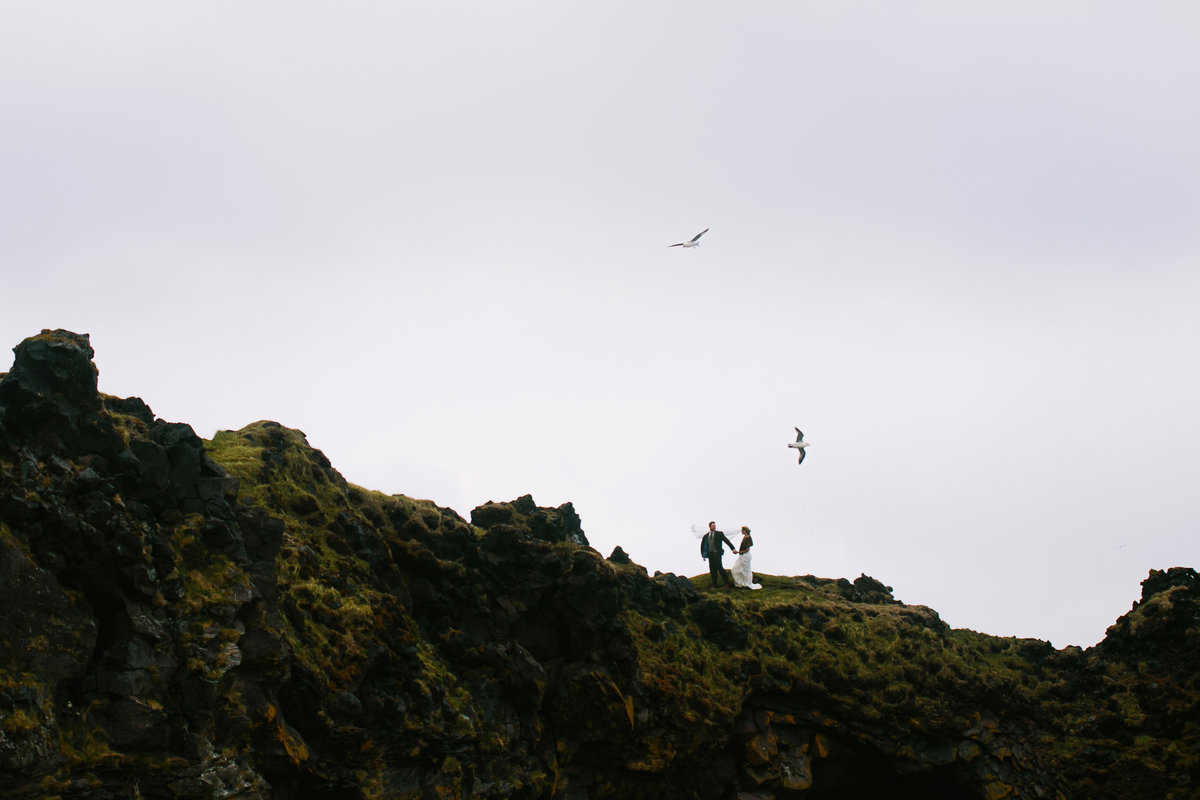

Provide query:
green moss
left=205, top=428, right=268, bottom=500
left=205, top=424, right=414, bottom=693
left=203, top=422, right=493, bottom=702
left=623, top=610, right=745, bottom=768
left=98, top=399, right=147, bottom=448
left=189, top=418, right=1200, bottom=796
left=664, top=573, right=1052, bottom=730
left=0, top=521, right=34, bottom=562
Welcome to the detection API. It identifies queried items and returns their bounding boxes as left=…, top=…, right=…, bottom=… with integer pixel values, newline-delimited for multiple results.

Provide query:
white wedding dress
left=731, top=551, right=762, bottom=590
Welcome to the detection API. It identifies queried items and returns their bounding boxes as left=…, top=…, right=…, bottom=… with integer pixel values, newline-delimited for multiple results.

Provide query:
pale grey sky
left=3, top=2, right=1198, bottom=647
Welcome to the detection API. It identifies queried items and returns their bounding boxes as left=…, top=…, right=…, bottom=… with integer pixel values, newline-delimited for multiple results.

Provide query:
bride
left=731, top=526, right=762, bottom=590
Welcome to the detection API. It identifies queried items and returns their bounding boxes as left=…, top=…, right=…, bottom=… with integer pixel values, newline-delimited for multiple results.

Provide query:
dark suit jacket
left=706, top=530, right=736, bottom=560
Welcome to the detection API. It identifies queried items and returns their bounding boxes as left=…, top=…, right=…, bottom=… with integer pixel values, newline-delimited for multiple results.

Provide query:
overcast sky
left=3, top=2, right=1198, bottom=648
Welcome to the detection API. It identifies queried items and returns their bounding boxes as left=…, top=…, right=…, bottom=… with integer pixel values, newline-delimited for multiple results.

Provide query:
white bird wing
left=689, top=228, right=710, bottom=243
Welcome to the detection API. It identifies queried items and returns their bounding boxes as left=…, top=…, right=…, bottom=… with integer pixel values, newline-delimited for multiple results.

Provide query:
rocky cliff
left=0, top=329, right=1196, bottom=799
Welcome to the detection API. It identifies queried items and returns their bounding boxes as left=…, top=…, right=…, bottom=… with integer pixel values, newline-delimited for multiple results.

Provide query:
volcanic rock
left=0, top=329, right=1197, bottom=799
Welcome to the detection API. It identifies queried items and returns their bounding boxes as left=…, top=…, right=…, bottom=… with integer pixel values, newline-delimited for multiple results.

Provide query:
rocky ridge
left=0, top=329, right=1197, bottom=799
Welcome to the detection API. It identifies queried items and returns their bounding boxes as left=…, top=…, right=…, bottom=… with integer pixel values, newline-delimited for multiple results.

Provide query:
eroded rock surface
left=0, top=330, right=1197, bottom=799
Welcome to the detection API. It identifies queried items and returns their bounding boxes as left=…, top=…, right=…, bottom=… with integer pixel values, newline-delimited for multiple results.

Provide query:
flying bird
left=668, top=228, right=709, bottom=248
left=788, top=428, right=809, bottom=465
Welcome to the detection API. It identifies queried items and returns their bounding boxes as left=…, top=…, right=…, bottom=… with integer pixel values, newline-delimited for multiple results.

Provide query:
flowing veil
left=690, top=523, right=740, bottom=539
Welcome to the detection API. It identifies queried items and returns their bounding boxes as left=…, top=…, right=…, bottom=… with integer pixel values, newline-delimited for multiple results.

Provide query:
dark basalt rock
left=0, top=329, right=1198, bottom=800
left=0, top=329, right=103, bottom=452
left=847, top=573, right=897, bottom=604
left=689, top=597, right=750, bottom=651
left=607, top=545, right=633, bottom=565
left=472, top=493, right=589, bottom=545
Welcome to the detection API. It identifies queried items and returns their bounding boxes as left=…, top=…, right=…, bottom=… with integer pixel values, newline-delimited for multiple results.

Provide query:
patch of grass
left=205, top=424, right=421, bottom=693
left=205, top=428, right=269, bottom=502
left=672, top=572, right=1048, bottom=729
left=626, top=609, right=744, bottom=722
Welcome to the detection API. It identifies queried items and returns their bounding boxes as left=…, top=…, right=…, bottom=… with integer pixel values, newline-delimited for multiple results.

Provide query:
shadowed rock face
left=0, top=330, right=102, bottom=452
left=471, top=494, right=588, bottom=546
left=0, top=329, right=1197, bottom=800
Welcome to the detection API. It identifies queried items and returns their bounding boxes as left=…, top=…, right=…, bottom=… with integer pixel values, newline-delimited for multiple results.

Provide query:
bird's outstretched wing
left=668, top=228, right=710, bottom=247
left=797, top=448, right=806, bottom=465
left=794, top=427, right=804, bottom=442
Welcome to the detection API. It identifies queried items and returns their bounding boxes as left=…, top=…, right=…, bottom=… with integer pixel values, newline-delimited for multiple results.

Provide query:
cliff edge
left=0, top=330, right=1196, bottom=799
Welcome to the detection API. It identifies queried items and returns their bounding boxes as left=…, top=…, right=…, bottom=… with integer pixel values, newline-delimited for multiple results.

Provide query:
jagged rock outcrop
left=0, top=330, right=1197, bottom=799
left=471, top=494, right=588, bottom=546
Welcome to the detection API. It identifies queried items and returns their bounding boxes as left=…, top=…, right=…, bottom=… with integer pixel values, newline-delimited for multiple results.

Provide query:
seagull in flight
left=788, top=428, right=810, bottom=465
left=668, top=228, right=709, bottom=248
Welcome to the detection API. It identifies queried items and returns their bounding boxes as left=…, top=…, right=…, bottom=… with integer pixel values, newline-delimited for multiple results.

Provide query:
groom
left=703, top=521, right=736, bottom=588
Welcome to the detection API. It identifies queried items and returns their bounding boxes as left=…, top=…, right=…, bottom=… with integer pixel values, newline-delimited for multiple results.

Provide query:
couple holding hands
left=701, top=521, right=762, bottom=591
